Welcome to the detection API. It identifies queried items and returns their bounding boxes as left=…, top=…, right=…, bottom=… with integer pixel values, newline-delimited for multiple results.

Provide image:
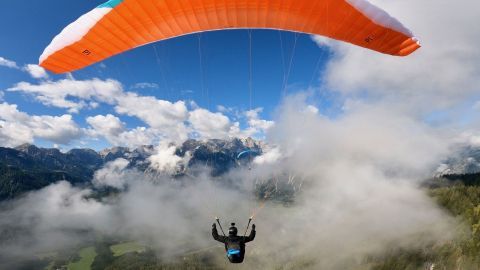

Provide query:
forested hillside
left=366, top=175, right=480, bottom=269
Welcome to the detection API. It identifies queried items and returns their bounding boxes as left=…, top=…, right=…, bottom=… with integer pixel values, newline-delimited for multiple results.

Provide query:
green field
left=67, top=247, right=97, bottom=270
left=110, top=242, right=146, bottom=257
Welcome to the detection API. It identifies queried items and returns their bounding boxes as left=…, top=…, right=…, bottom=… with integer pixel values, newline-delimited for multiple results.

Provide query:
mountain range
left=2, top=137, right=480, bottom=201
left=0, top=138, right=263, bottom=200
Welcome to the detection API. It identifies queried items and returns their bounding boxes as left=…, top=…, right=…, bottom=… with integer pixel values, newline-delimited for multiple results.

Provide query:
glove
left=212, top=223, right=216, bottom=229
left=252, top=224, right=256, bottom=230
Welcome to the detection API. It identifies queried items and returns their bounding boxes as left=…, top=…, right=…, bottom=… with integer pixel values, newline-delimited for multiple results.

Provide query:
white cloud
left=87, top=114, right=125, bottom=138
left=254, top=146, right=282, bottom=165
left=148, top=143, right=184, bottom=174
left=188, top=108, right=233, bottom=139
left=270, top=96, right=449, bottom=177
left=87, top=114, right=157, bottom=147
left=29, top=115, right=82, bottom=144
left=86, top=105, right=276, bottom=147
left=0, top=58, right=51, bottom=79
left=115, top=93, right=189, bottom=142
left=246, top=108, right=274, bottom=131
left=132, top=82, right=159, bottom=89
left=0, top=102, right=82, bottom=147
left=93, top=158, right=131, bottom=189
left=89, top=101, right=99, bottom=109
left=23, top=64, right=49, bottom=79
left=242, top=108, right=275, bottom=139
left=6, top=76, right=276, bottom=145
left=0, top=91, right=4, bottom=101
left=453, top=132, right=480, bottom=148
left=0, top=56, right=18, bottom=69
left=217, top=105, right=234, bottom=114
left=115, top=93, right=188, bottom=129
left=114, top=127, right=158, bottom=147
left=305, top=105, right=319, bottom=115
left=8, top=78, right=123, bottom=113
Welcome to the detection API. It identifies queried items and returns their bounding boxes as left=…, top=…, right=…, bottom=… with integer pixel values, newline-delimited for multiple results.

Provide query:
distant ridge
left=0, top=138, right=263, bottom=200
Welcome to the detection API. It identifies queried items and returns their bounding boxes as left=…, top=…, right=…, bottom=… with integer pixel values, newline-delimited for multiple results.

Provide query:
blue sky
left=0, top=0, right=337, bottom=150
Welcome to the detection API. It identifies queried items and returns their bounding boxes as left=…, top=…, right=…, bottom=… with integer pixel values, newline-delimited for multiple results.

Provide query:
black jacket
left=212, top=226, right=256, bottom=263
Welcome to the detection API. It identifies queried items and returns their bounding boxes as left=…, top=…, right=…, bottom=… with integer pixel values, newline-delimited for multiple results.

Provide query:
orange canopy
left=40, top=0, right=420, bottom=74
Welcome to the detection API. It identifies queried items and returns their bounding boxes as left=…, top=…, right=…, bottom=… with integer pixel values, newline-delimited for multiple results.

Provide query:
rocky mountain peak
left=15, top=143, right=39, bottom=153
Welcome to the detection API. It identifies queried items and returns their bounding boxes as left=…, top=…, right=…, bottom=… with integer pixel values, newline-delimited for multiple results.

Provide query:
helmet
left=228, top=223, right=238, bottom=236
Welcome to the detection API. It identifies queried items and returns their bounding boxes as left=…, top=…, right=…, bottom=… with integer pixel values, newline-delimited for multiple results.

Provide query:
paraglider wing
left=40, top=0, right=421, bottom=74
left=237, top=150, right=258, bottom=160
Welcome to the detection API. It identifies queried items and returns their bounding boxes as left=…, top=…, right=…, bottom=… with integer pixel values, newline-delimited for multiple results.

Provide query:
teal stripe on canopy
left=97, top=0, right=124, bottom=8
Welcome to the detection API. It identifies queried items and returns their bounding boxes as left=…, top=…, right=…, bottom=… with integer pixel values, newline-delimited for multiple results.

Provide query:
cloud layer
left=0, top=97, right=456, bottom=269
left=3, top=76, right=273, bottom=147
left=0, top=103, right=82, bottom=146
